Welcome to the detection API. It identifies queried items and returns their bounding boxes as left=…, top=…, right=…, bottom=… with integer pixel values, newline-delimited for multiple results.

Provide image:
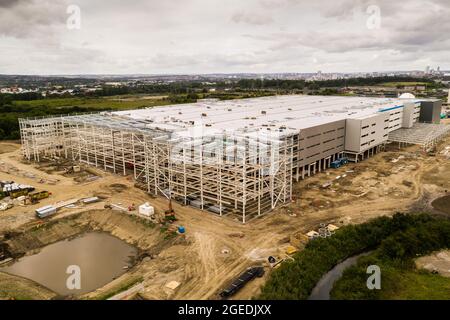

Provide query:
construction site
left=0, top=94, right=449, bottom=300
left=17, top=95, right=450, bottom=223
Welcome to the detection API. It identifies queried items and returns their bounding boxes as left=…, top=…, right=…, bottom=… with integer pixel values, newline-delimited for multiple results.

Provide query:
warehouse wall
left=419, top=100, right=442, bottom=124
left=402, top=103, right=418, bottom=128
left=296, top=120, right=345, bottom=167
left=344, top=113, right=389, bottom=153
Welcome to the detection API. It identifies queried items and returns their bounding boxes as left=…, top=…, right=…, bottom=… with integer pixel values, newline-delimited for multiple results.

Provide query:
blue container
left=178, top=226, right=186, bottom=234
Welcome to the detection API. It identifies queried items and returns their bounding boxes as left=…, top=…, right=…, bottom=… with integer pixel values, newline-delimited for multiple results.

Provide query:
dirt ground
left=416, top=250, right=450, bottom=278
left=0, top=134, right=450, bottom=300
left=0, top=272, right=57, bottom=300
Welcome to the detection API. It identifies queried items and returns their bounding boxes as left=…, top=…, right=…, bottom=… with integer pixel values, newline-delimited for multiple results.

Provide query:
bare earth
left=416, top=250, right=450, bottom=278
left=0, top=135, right=450, bottom=300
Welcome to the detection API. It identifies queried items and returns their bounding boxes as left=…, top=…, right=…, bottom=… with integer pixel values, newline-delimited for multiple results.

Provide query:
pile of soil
left=109, top=183, right=128, bottom=193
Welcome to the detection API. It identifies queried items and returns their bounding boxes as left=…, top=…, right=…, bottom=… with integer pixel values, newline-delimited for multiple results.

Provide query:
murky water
left=431, top=195, right=450, bottom=214
left=308, top=252, right=371, bottom=300
left=1, top=232, right=138, bottom=296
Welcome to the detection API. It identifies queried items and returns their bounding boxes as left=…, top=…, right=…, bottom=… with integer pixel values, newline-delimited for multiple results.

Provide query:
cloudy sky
left=0, top=0, right=449, bottom=75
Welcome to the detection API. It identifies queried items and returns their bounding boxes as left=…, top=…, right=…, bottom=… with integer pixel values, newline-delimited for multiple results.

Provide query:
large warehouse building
left=19, top=95, right=450, bottom=222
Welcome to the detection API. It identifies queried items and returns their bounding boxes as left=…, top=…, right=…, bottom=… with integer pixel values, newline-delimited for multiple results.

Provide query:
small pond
left=1, top=232, right=138, bottom=296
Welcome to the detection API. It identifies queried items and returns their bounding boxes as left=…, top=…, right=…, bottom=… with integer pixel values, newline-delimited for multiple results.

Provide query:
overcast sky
left=0, top=0, right=449, bottom=75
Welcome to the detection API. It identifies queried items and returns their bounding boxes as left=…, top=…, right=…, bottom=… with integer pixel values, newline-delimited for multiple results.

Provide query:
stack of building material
left=82, top=196, right=100, bottom=204
left=138, top=202, right=154, bottom=217
left=1, top=181, right=35, bottom=197
left=36, top=205, right=57, bottom=218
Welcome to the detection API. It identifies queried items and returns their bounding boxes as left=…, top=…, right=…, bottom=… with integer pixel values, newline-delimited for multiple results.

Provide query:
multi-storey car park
left=19, top=95, right=450, bottom=223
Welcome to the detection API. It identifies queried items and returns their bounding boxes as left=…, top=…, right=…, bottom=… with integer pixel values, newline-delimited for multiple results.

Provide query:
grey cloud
left=231, top=12, right=273, bottom=25
left=0, top=0, right=69, bottom=38
left=0, top=0, right=448, bottom=74
left=0, top=0, right=28, bottom=8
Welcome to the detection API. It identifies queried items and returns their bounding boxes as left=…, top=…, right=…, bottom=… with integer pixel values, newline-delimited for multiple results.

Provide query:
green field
left=380, top=81, right=429, bottom=88
left=331, top=254, right=450, bottom=300
left=0, top=95, right=174, bottom=140
left=12, top=95, right=170, bottom=111
left=0, top=90, right=281, bottom=140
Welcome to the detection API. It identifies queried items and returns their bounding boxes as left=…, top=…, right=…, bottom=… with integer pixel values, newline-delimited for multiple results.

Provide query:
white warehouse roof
left=112, top=95, right=420, bottom=134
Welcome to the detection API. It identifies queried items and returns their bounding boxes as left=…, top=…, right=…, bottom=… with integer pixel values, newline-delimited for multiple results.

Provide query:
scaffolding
left=19, top=113, right=294, bottom=223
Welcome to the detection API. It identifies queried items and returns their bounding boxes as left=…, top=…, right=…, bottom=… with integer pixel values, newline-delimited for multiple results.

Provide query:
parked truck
left=9, top=188, right=34, bottom=199
left=330, top=157, right=349, bottom=169
left=28, top=191, right=50, bottom=204
left=219, top=266, right=265, bottom=298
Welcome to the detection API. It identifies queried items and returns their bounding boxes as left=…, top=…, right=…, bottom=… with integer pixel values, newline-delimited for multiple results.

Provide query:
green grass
left=12, top=96, right=170, bottom=111
left=382, top=268, right=450, bottom=300
left=331, top=255, right=450, bottom=300
left=380, top=81, right=428, bottom=88
left=0, top=272, right=57, bottom=300
left=93, top=276, right=144, bottom=300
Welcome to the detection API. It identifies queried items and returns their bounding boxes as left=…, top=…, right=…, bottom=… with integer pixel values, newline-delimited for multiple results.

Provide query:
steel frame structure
left=388, top=123, right=450, bottom=150
left=19, top=113, right=294, bottom=223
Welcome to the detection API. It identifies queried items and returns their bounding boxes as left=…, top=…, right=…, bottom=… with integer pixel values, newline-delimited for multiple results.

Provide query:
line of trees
left=258, top=213, right=448, bottom=300
left=331, top=216, right=450, bottom=299
left=236, top=76, right=437, bottom=91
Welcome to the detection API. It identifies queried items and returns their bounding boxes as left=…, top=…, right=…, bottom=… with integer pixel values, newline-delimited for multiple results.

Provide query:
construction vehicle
left=219, top=266, right=265, bottom=299
left=164, top=197, right=176, bottom=222
left=330, top=157, right=349, bottom=169
left=9, top=188, right=34, bottom=199
left=65, top=165, right=81, bottom=174
left=27, top=191, right=50, bottom=204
